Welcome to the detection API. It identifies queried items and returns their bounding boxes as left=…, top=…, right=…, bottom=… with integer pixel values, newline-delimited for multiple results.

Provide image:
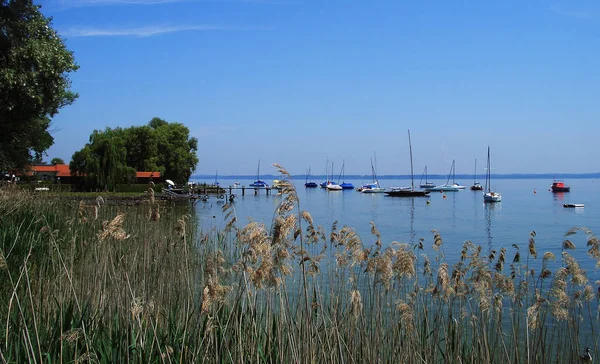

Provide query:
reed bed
left=0, top=167, right=598, bottom=363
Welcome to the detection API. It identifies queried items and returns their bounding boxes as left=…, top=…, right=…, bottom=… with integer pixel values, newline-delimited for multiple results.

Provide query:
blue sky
left=40, top=0, right=599, bottom=176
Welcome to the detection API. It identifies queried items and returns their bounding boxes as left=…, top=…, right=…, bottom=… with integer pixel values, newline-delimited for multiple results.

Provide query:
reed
left=1, top=170, right=598, bottom=363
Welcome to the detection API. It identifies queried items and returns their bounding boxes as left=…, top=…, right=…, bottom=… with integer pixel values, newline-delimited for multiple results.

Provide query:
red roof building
left=26, top=164, right=162, bottom=183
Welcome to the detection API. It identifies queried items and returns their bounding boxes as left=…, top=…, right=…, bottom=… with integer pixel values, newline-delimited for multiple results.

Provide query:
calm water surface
left=193, top=177, right=600, bottom=275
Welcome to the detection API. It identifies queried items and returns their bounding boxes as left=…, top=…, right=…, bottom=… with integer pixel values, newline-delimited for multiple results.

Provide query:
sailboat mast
left=487, top=147, right=491, bottom=193
left=408, top=130, right=414, bottom=190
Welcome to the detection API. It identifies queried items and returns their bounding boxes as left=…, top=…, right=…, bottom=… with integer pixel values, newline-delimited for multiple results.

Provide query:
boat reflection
left=409, top=198, right=416, bottom=243
left=552, top=192, right=566, bottom=202
left=484, top=202, right=501, bottom=254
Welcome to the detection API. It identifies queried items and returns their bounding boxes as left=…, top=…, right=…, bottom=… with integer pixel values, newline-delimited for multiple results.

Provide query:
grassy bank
left=1, top=165, right=598, bottom=362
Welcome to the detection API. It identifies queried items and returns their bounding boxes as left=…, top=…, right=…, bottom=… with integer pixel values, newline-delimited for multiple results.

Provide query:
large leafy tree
left=150, top=117, right=198, bottom=183
left=0, top=0, right=78, bottom=171
left=71, top=118, right=198, bottom=190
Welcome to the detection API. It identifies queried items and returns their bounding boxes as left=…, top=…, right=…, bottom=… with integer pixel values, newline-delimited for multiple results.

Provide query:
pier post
left=242, top=186, right=245, bottom=196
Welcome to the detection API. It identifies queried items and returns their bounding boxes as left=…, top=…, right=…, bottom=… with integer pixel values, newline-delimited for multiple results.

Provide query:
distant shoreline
left=192, top=173, right=600, bottom=180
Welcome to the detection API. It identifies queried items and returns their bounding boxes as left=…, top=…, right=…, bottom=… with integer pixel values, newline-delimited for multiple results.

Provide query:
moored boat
left=385, top=130, right=430, bottom=197
left=564, top=203, right=583, bottom=208
left=419, top=166, right=435, bottom=189
left=551, top=179, right=570, bottom=192
left=304, top=166, right=318, bottom=188
left=470, top=159, right=483, bottom=190
left=249, top=160, right=269, bottom=187
left=427, top=160, right=464, bottom=191
left=483, top=146, right=501, bottom=203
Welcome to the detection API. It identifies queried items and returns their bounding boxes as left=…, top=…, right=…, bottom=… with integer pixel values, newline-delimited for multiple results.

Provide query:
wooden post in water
left=242, top=186, right=245, bottom=196
left=254, top=188, right=258, bottom=195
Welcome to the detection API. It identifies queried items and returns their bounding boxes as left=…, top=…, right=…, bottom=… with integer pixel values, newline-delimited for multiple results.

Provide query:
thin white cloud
left=549, top=4, right=597, bottom=20
left=62, top=24, right=272, bottom=37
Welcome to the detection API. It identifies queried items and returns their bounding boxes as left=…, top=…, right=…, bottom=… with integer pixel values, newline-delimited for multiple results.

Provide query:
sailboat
left=483, top=146, right=501, bottom=202
left=361, top=158, right=386, bottom=193
left=385, top=130, right=430, bottom=197
left=326, top=161, right=343, bottom=190
left=305, top=167, right=318, bottom=188
left=427, top=160, right=465, bottom=191
left=338, top=159, right=354, bottom=189
left=320, top=160, right=332, bottom=188
left=470, top=159, right=483, bottom=190
left=249, top=160, right=268, bottom=187
left=213, top=170, right=220, bottom=186
left=419, top=166, right=435, bottom=189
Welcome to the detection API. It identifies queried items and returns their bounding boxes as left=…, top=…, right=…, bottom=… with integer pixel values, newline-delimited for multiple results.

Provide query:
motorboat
left=551, top=179, right=570, bottom=192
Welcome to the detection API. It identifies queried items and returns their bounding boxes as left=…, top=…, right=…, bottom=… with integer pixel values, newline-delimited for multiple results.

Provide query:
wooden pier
left=187, top=186, right=280, bottom=204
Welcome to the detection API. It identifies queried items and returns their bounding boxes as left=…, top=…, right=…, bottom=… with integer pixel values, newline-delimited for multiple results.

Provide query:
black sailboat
left=385, top=130, right=430, bottom=197
left=305, top=166, right=318, bottom=188
left=470, top=159, right=483, bottom=190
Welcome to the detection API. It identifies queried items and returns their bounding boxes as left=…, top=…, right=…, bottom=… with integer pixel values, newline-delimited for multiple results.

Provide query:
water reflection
left=552, top=192, right=566, bottom=202
left=409, top=198, right=415, bottom=243
left=484, top=202, right=501, bottom=254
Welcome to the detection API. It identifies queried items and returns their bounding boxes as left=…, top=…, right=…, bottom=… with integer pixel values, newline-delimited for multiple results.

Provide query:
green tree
left=0, top=0, right=78, bottom=171
left=70, top=129, right=135, bottom=191
left=50, top=157, right=64, bottom=165
left=123, top=125, right=159, bottom=172
left=152, top=118, right=199, bottom=183
left=70, top=118, right=197, bottom=190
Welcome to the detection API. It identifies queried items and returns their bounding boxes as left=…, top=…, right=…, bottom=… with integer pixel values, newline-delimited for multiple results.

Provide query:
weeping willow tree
left=70, top=129, right=135, bottom=191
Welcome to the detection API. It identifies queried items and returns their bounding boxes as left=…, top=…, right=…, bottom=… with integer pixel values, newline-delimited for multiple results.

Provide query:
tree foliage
left=70, top=118, right=198, bottom=191
left=0, top=0, right=78, bottom=170
left=50, top=157, right=64, bottom=165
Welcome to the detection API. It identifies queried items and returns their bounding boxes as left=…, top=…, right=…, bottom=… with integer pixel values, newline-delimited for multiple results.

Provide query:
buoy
left=534, top=190, right=537, bottom=194
left=426, top=200, right=431, bottom=204
left=443, top=195, right=447, bottom=199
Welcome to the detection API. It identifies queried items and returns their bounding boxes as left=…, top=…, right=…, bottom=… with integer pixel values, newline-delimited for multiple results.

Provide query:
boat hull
left=484, top=192, right=502, bottom=202
left=362, top=188, right=386, bottom=193
left=249, top=181, right=268, bottom=188
left=564, top=203, right=583, bottom=208
left=427, top=184, right=460, bottom=192
left=326, top=184, right=343, bottom=191
left=305, top=182, right=318, bottom=188
left=340, top=183, right=354, bottom=189
left=551, top=186, right=570, bottom=192
left=385, top=190, right=430, bottom=197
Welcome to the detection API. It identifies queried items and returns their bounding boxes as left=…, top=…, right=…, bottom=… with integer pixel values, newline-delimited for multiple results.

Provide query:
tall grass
left=1, top=167, right=598, bottom=363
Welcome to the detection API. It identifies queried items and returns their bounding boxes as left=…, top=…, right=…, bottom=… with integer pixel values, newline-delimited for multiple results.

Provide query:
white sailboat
left=361, top=156, right=386, bottom=193
left=326, top=162, right=342, bottom=191
left=483, top=146, right=501, bottom=203
left=427, top=160, right=464, bottom=191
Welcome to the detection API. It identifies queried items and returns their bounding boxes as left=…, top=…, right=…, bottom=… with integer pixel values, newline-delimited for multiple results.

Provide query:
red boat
left=551, top=179, right=570, bottom=192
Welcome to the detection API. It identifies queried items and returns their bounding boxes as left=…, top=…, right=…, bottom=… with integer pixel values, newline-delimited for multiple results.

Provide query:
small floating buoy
left=426, top=200, right=431, bottom=204
left=533, top=190, right=536, bottom=194
left=443, top=195, right=447, bottom=199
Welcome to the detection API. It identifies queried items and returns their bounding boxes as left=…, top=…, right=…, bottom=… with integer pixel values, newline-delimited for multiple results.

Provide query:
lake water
left=192, top=177, right=600, bottom=276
